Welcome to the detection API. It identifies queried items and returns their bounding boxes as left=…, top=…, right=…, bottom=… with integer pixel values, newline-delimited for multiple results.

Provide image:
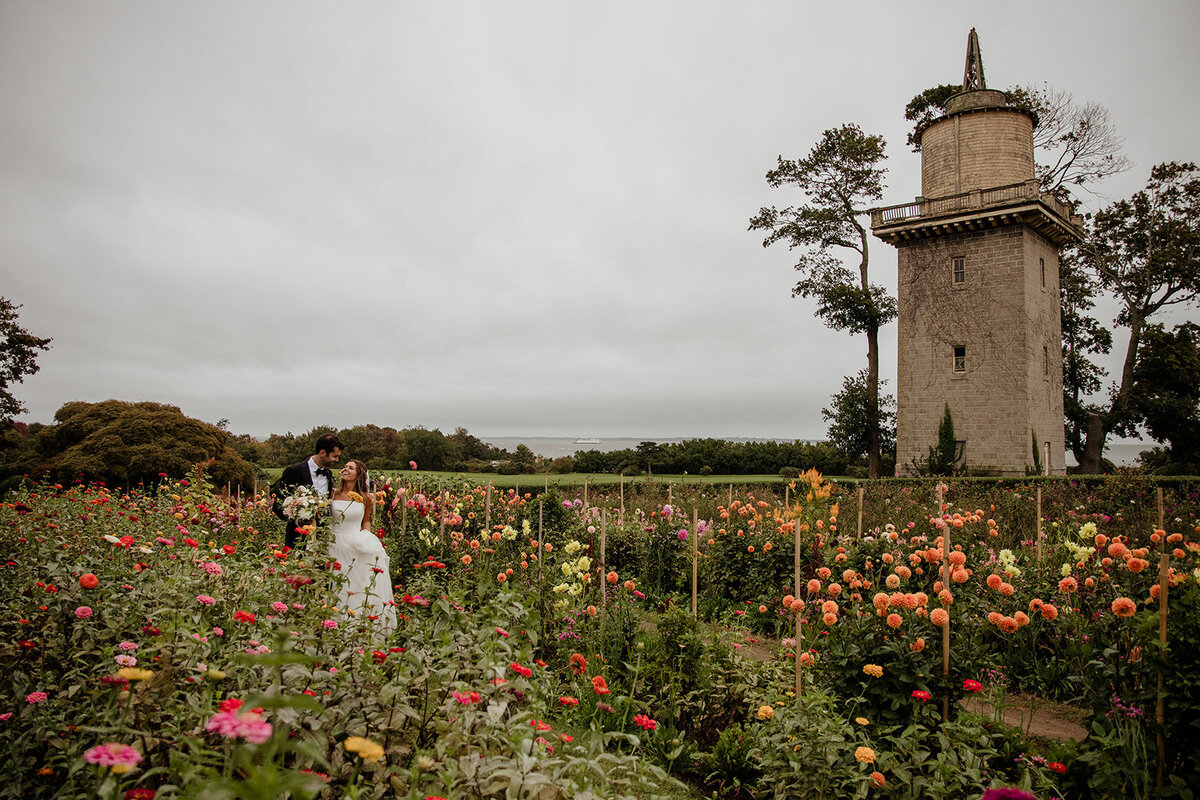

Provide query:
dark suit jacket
left=271, top=460, right=320, bottom=549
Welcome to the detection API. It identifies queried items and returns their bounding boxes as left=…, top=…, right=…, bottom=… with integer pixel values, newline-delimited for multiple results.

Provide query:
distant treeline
left=571, top=439, right=847, bottom=477
left=0, top=402, right=852, bottom=493
left=232, top=426, right=519, bottom=473
left=236, top=430, right=848, bottom=477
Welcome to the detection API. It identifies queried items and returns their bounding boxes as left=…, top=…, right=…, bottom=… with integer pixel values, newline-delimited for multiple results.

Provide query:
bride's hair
left=341, top=459, right=372, bottom=500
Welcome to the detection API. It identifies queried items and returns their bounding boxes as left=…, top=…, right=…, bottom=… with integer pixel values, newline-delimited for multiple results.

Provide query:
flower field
left=2, top=468, right=1199, bottom=799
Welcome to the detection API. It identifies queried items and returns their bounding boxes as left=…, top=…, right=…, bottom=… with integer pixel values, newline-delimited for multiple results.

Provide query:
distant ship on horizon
left=573, top=437, right=602, bottom=444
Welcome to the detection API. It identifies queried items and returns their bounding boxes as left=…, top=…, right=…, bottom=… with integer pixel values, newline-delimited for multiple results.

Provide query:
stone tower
left=872, top=29, right=1083, bottom=475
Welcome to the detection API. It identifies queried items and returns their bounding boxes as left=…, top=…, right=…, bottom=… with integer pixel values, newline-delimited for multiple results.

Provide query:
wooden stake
left=401, top=482, right=408, bottom=535
left=1036, top=487, right=1043, bottom=581
left=515, top=476, right=519, bottom=497
left=942, top=524, right=952, bottom=722
left=856, top=486, right=864, bottom=541
left=795, top=506, right=803, bottom=703
left=438, top=481, right=446, bottom=556
left=485, top=483, right=492, bottom=532
left=619, top=473, right=625, bottom=526
left=728, top=484, right=733, bottom=508
left=668, top=483, right=673, bottom=505
left=538, top=500, right=544, bottom=580
left=691, top=508, right=699, bottom=619
left=584, top=478, right=589, bottom=513
left=600, top=511, right=607, bottom=588
left=1157, top=486, right=1165, bottom=534
left=1156, top=551, right=1168, bottom=788
left=784, top=483, right=789, bottom=510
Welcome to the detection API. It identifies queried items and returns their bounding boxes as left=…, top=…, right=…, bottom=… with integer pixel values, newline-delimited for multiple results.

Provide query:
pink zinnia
left=205, top=708, right=273, bottom=744
left=196, top=595, right=216, bottom=605
left=83, top=742, right=142, bottom=769
left=75, top=606, right=93, bottom=619
left=271, top=602, right=288, bottom=613
left=25, top=691, right=47, bottom=704
left=321, top=619, right=338, bottom=629
left=118, top=641, right=138, bottom=651
left=115, top=654, right=137, bottom=667
left=202, top=562, right=223, bottom=576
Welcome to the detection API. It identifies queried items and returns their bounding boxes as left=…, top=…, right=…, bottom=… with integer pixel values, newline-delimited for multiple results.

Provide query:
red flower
left=558, top=696, right=579, bottom=707
left=911, top=690, right=931, bottom=702
left=510, top=662, right=532, bottom=678
left=79, top=573, right=99, bottom=589
left=124, top=790, right=157, bottom=800
left=569, top=653, right=588, bottom=675
left=634, top=713, right=657, bottom=730
left=183, top=538, right=199, bottom=548
left=219, top=697, right=244, bottom=712
left=371, top=650, right=387, bottom=663
left=962, top=679, right=982, bottom=693
left=529, top=719, right=552, bottom=731
left=233, top=610, right=256, bottom=624
left=591, top=675, right=610, bottom=695
left=223, top=545, right=236, bottom=555
left=1049, top=762, right=1067, bottom=773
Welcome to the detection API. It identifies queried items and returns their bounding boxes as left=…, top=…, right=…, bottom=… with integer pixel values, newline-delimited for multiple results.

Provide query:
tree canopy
left=1075, top=161, right=1200, bottom=472
left=4, top=400, right=257, bottom=488
left=0, top=298, right=52, bottom=422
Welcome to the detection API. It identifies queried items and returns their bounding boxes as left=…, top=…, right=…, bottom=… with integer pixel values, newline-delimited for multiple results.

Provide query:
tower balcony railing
left=871, top=179, right=1077, bottom=228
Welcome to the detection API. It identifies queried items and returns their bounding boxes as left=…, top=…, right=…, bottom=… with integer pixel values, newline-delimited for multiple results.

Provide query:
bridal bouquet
left=281, top=485, right=326, bottom=523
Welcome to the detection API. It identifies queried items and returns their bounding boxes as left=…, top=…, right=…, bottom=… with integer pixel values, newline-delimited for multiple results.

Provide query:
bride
left=327, top=460, right=396, bottom=638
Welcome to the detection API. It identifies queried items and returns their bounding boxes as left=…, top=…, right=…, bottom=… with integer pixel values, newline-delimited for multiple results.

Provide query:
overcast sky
left=3, top=1, right=1197, bottom=442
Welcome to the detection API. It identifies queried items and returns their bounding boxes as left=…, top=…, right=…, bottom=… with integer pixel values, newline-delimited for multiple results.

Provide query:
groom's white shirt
left=307, top=457, right=331, bottom=497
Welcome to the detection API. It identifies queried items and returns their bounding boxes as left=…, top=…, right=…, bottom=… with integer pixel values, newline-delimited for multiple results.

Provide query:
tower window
left=952, top=257, right=966, bottom=285
left=953, top=345, right=966, bottom=373
left=1040, top=257, right=1046, bottom=288
left=1043, top=345, right=1049, bottom=376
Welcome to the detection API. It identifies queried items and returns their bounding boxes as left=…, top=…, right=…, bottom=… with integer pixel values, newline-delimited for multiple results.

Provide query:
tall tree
left=0, top=298, right=52, bottom=421
left=1077, top=162, right=1200, bottom=473
left=749, top=124, right=894, bottom=477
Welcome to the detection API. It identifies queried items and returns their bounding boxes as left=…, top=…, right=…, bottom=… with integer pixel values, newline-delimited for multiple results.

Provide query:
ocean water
left=481, top=436, right=1152, bottom=467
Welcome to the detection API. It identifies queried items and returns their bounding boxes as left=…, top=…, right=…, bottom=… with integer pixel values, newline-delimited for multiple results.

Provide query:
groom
left=271, top=432, right=344, bottom=549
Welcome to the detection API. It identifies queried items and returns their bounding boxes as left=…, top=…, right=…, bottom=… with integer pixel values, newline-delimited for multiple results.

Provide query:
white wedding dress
left=327, top=499, right=397, bottom=638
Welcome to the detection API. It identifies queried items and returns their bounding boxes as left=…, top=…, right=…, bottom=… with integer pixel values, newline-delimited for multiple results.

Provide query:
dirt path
left=641, top=616, right=1089, bottom=742
left=961, top=695, right=1089, bottom=742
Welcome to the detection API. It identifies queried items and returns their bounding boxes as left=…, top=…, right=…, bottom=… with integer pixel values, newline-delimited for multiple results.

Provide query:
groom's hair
left=313, top=433, right=344, bottom=455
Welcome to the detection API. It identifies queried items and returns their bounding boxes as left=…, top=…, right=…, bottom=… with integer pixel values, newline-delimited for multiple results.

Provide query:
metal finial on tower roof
left=962, top=28, right=986, bottom=91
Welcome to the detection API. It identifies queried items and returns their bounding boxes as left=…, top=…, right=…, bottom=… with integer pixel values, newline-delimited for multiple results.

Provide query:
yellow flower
left=205, top=668, right=227, bottom=681
left=756, top=705, right=775, bottom=721
left=862, top=664, right=883, bottom=678
left=855, top=746, right=876, bottom=764
left=118, top=668, right=154, bottom=681
left=347, top=491, right=363, bottom=503
left=344, top=736, right=384, bottom=761
left=111, top=764, right=133, bottom=775
left=855, top=717, right=869, bottom=726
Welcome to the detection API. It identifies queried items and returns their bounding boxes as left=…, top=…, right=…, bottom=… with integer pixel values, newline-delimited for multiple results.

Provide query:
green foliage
left=2, top=400, right=257, bottom=488
left=823, top=369, right=896, bottom=467
left=903, top=83, right=961, bottom=151
left=1130, top=323, right=1200, bottom=470
left=906, top=404, right=961, bottom=477
left=1078, top=161, right=1200, bottom=470
left=0, top=297, right=52, bottom=422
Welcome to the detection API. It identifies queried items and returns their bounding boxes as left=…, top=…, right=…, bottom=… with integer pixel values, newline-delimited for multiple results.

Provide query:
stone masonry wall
left=895, top=225, right=1063, bottom=475
left=921, top=109, right=1035, bottom=198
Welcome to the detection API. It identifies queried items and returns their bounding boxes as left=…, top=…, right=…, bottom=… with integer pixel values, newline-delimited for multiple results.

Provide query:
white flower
left=576, top=556, right=591, bottom=572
